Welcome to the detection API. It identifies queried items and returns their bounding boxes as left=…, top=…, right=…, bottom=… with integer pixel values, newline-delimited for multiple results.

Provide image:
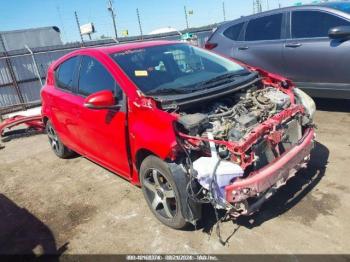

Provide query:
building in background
left=0, top=26, right=62, bottom=52
left=149, top=27, right=182, bottom=35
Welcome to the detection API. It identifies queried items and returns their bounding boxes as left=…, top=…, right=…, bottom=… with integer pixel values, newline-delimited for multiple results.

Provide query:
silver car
left=205, top=2, right=350, bottom=99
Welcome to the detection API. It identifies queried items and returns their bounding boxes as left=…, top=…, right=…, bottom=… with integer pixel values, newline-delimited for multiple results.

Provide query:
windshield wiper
left=146, top=87, right=191, bottom=95
left=194, top=70, right=249, bottom=90
left=146, top=70, right=250, bottom=96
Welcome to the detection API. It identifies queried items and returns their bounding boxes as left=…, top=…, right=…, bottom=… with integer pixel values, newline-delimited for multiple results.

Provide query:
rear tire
left=46, top=120, right=75, bottom=159
left=140, top=155, right=188, bottom=229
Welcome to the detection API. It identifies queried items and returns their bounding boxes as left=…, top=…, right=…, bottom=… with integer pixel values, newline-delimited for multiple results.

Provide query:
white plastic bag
left=192, top=133, right=243, bottom=203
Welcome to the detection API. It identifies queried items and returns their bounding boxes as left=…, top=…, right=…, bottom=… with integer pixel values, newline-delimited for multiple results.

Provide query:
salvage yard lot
left=1, top=99, right=349, bottom=254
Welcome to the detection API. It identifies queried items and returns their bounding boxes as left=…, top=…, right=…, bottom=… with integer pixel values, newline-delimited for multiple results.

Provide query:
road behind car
left=0, top=99, right=349, bottom=254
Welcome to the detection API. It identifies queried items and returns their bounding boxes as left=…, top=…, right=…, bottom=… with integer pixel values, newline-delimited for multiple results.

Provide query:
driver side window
left=78, top=56, right=123, bottom=99
left=292, top=11, right=350, bottom=38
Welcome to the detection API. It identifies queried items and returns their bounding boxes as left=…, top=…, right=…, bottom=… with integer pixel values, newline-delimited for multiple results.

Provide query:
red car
left=41, top=41, right=316, bottom=229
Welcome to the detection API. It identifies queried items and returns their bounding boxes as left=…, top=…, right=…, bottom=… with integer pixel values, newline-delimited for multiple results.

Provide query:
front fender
left=129, top=103, right=178, bottom=184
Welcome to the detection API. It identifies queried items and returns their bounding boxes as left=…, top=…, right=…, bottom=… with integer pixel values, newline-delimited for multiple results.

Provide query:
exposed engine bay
left=173, top=83, right=315, bottom=217
left=178, top=87, right=292, bottom=142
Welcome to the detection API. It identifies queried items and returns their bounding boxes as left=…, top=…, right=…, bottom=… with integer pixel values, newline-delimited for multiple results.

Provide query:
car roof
left=219, top=1, right=350, bottom=27
left=318, top=1, right=350, bottom=8
left=85, top=40, right=179, bottom=55
left=51, top=40, right=183, bottom=70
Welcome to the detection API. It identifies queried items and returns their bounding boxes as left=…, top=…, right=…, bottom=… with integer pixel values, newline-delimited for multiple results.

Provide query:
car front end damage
left=165, top=74, right=316, bottom=219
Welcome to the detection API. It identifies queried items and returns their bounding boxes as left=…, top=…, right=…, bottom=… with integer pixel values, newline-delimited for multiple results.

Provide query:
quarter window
left=223, top=23, right=244, bottom=41
left=245, top=14, right=283, bottom=41
left=78, top=56, right=122, bottom=98
left=55, top=56, right=79, bottom=91
left=292, top=11, right=350, bottom=38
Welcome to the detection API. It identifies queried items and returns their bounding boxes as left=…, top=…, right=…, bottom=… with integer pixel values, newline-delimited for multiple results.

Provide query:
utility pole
left=259, top=0, right=262, bottom=12
left=222, top=1, right=226, bottom=21
left=74, top=11, right=84, bottom=45
left=136, top=8, right=143, bottom=40
left=107, top=0, right=118, bottom=39
left=56, top=6, right=66, bottom=42
left=258, top=0, right=262, bottom=13
left=253, top=0, right=262, bottom=13
left=184, top=6, right=189, bottom=29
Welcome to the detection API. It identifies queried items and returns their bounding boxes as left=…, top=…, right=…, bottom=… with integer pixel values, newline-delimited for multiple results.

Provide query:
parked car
left=205, top=2, right=350, bottom=99
left=41, top=41, right=315, bottom=229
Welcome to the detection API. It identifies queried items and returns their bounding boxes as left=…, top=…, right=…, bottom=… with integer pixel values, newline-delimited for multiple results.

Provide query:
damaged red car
left=41, top=41, right=316, bottom=229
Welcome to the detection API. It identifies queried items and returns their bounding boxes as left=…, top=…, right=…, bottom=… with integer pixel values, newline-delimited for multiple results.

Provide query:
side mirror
left=329, top=26, right=350, bottom=40
left=84, top=90, right=120, bottom=110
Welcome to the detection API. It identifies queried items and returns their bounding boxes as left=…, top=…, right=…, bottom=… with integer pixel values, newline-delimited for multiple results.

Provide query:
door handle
left=285, top=43, right=302, bottom=48
left=238, top=46, right=249, bottom=50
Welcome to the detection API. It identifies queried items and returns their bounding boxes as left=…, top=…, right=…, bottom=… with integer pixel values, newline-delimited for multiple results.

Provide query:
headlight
left=294, top=88, right=316, bottom=122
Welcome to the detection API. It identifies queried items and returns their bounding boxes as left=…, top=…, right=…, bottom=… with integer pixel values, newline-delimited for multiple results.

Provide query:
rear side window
left=55, top=56, right=79, bottom=91
left=292, top=11, right=350, bottom=38
left=245, top=13, right=283, bottom=41
left=78, top=56, right=122, bottom=98
left=223, top=23, right=244, bottom=41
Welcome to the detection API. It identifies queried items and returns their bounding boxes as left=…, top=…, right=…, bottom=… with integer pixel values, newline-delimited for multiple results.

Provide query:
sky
left=1, top=0, right=314, bottom=43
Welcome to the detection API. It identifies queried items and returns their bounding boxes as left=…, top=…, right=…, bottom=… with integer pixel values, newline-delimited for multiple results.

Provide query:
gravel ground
left=0, top=98, right=349, bottom=255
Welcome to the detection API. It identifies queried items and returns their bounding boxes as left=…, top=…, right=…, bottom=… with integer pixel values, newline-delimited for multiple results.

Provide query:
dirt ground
left=0, top=98, right=349, bottom=255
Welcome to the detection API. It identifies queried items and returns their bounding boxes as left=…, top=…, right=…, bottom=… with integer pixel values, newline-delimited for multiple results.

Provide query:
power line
left=56, top=6, right=67, bottom=42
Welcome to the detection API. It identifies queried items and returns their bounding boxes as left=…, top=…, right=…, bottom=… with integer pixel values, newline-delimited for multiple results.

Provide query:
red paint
left=0, top=115, right=44, bottom=137
left=178, top=104, right=305, bottom=169
left=84, top=90, right=116, bottom=108
left=204, top=42, right=218, bottom=50
left=41, top=41, right=180, bottom=185
left=225, top=128, right=315, bottom=203
left=41, top=40, right=314, bottom=199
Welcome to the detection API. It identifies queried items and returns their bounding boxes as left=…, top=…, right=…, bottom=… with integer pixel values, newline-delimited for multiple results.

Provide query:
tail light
left=204, top=42, right=218, bottom=50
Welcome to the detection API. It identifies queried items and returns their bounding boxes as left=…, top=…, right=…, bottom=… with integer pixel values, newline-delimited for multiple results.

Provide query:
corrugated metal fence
left=0, top=28, right=212, bottom=115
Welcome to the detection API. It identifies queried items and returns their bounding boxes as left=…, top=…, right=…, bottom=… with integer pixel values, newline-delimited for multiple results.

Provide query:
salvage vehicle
left=41, top=41, right=316, bottom=229
left=205, top=1, right=350, bottom=99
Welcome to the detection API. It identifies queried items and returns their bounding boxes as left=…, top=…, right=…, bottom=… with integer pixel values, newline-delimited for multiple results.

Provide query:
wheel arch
left=131, top=147, right=169, bottom=186
left=135, top=148, right=158, bottom=172
left=42, top=116, right=49, bottom=126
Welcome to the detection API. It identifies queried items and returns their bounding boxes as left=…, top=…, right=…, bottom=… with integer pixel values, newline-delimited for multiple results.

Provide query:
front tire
left=46, top=120, right=75, bottom=159
left=140, top=156, right=188, bottom=229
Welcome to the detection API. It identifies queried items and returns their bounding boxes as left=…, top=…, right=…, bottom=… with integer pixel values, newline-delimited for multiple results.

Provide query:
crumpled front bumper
left=225, top=128, right=315, bottom=204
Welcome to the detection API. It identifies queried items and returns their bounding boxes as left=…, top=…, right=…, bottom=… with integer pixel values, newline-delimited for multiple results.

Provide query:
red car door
left=74, top=55, right=131, bottom=179
left=50, top=56, right=83, bottom=152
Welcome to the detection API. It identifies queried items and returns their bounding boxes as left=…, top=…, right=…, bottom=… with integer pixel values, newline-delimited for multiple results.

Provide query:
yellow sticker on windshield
left=135, top=70, right=148, bottom=77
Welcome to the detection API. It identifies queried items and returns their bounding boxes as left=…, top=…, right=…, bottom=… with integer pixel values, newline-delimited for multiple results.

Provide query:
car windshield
left=111, top=43, right=246, bottom=96
left=323, top=2, right=350, bottom=14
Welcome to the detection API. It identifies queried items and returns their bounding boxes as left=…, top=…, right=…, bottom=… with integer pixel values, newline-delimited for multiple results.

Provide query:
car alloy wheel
left=46, top=124, right=61, bottom=154
left=142, top=168, right=177, bottom=219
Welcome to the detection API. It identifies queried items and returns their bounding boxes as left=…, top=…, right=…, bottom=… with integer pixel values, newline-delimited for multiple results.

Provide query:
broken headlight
left=294, top=88, right=316, bottom=124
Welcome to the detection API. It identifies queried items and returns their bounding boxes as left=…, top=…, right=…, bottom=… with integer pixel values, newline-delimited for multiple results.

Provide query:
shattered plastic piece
left=0, top=115, right=44, bottom=149
left=192, top=133, right=244, bottom=204
left=0, top=115, right=43, bottom=136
